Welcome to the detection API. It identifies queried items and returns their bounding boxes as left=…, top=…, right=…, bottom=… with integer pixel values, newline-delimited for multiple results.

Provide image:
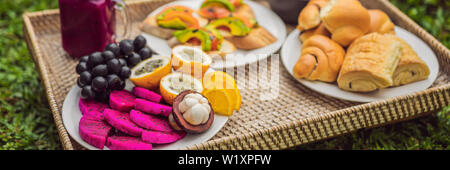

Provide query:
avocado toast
left=167, top=28, right=236, bottom=58
left=140, top=5, right=208, bottom=39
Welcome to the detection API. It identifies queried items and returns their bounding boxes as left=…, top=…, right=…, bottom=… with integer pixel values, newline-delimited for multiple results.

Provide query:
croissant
left=297, top=0, right=330, bottom=31
left=320, top=0, right=371, bottom=47
left=337, top=33, right=402, bottom=92
left=299, top=23, right=331, bottom=42
left=368, top=9, right=395, bottom=34
left=293, top=35, right=345, bottom=82
left=388, top=35, right=430, bottom=86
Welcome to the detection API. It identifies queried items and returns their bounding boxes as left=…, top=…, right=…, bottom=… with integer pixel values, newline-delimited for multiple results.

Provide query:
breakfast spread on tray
left=140, top=0, right=277, bottom=58
left=58, top=0, right=436, bottom=149
left=293, top=0, right=430, bottom=92
left=74, top=34, right=241, bottom=150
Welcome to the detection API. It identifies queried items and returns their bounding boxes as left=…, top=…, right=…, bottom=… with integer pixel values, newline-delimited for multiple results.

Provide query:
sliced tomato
left=187, top=38, right=202, bottom=46
left=217, top=26, right=231, bottom=32
left=229, top=0, right=242, bottom=7
left=199, top=6, right=231, bottom=19
left=210, top=37, right=220, bottom=51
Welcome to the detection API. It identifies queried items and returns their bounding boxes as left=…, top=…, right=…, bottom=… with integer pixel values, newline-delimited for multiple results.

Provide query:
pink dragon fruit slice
left=110, top=128, right=130, bottom=136
left=79, top=116, right=112, bottom=149
left=109, top=90, right=136, bottom=112
left=135, top=98, right=172, bottom=117
left=141, top=130, right=186, bottom=144
left=130, top=110, right=173, bottom=132
left=104, top=108, right=143, bottom=137
left=106, top=136, right=152, bottom=150
left=79, top=98, right=109, bottom=121
left=133, top=87, right=162, bottom=103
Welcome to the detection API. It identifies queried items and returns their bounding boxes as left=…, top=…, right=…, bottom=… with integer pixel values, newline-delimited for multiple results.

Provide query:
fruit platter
left=62, top=35, right=242, bottom=150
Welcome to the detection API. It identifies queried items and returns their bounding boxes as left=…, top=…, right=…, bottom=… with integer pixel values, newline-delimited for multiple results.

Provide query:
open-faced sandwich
left=140, top=5, right=208, bottom=39
left=167, top=27, right=236, bottom=58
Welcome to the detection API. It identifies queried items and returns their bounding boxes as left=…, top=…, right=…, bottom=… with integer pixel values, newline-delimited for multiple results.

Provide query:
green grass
left=0, top=0, right=60, bottom=150
left=0, top=0, right=448, bottom=150
left=298, top=108, right=450, bottom=150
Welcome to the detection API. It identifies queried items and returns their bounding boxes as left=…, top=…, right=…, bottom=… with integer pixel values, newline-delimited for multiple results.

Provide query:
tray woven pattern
left=23, top=0, right=450, bottom=150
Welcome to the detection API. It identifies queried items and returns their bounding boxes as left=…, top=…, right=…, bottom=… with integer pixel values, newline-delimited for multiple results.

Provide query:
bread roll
left=297, top=0, right=329, bottom=31
left=299, top=23, right=331, bottom=42
left=293, top=35, right=345, bottom=82
left=226, top=27, right=277, bottom=50
left=368, top=9, right=395, bottom=34
left=337, top=33, right=402, bottom=92
left=388, top=35, right=430, bottom=86
left=320, top=0, right=370, bottom=47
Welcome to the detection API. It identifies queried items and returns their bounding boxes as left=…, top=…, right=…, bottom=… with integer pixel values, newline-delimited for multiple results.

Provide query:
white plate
left=141, top=0, right=286, bottom=69
left=281, top=27, right=439, bottom=103
left=62, top=79, right=229, bottom=150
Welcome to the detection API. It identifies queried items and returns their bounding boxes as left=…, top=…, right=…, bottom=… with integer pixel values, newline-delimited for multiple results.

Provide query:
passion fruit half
left=170, top=90, right=214, bottom=133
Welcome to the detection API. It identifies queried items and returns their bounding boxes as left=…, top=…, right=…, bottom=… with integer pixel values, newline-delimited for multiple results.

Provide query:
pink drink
left=59, top=0, right=116, bottom=57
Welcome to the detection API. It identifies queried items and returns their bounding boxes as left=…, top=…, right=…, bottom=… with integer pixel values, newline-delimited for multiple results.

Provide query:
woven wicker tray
left=23, top=0, right=450, bottom=150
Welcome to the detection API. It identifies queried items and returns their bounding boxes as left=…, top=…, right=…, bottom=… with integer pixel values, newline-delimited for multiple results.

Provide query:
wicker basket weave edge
left=23, top=11, right=75, bottom=150
left=21, top=0, right=450, bottom=150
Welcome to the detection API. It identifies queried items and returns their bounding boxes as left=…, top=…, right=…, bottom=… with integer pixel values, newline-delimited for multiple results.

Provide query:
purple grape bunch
left=75, top=35, right=153, bottom=102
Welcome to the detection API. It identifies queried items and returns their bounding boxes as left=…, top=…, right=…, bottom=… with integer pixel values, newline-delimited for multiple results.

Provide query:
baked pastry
left=388, top=35, right=430, bottom=86
left=297, top=0, right=330, bottom=31
left=139, top=5, right=207, bottom=39
left=320, top=0, right=371, bottom=47
left=293, top=35, right=345, bottom=82
left=167, top=28, right=236, bottom=58
left=337, top=33, right=402, bottom=92
left=299, top=23, right=331, bottom=42
left=368, top=9, right=395, bottom=34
